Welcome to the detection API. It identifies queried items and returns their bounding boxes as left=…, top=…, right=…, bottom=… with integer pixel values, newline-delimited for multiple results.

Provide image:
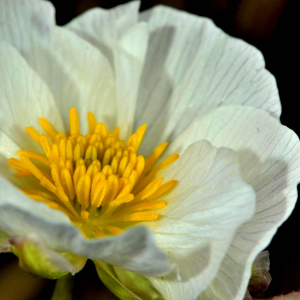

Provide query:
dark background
left=0, top=0, right=299, bottom=299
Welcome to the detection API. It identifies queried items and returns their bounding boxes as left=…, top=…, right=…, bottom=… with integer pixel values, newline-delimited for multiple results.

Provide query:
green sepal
left=60, top=252, right=87, bottom=273
left=0, top=229, right=10, bottom=247
left=248, top=250, right=271, bottom=293
left=51, top=274, right=74, bottom=300
left=10, top=235, right=87, bottom=279
left=94, top=260, right=164, bottom=300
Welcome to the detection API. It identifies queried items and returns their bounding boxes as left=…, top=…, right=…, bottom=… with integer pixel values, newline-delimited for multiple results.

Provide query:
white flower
left=0, top=1, right=299, bottom=300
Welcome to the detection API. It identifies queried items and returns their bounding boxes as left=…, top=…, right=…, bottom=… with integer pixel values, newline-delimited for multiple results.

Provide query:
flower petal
left=0, top=0, right=116, bottom=131
left=114, top=23, right=148, bottom=140
left=136, top=5, right=280, bottom=155
left=0, top=42, right=64, bottom=152
left=145, top=140, right=256, bottom=300
left=66, top=1, right=140, bottom=69
left=164, top=105, right=300, bottom=299
left=0, top=42, right=62, bottom=191
left=67, top=2, right=148, bottom=139
left=0, top=177, right=171, bottom=276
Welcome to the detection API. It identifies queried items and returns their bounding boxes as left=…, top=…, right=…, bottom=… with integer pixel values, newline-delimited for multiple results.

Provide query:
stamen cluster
left=8, top=108, right=178, bottom=237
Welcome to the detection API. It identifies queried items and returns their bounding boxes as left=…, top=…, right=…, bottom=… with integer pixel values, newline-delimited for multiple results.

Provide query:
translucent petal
left=136, top=6, right=280, bottom=155
left=163, top=105, right=300, bottom=299
left=144, top=140, right=256, bottom=299
left=0, top=0, right=116, bottom=131
left=67, top=1, right=148, bottom=139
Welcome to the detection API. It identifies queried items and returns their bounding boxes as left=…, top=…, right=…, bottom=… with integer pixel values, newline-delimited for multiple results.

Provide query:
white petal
left=136, top=5, right=280, bottom=155
left=66, top=1, right=140, bottom=68
left=0, top=130, right=20, bottom=162
left=0, top=177, right=171, bottom=276
left=67, top=1, right=148, bottom=139
left=0, top=42, right=62, bottom=191
left=165, top=105, right=300, bottom=299
left=115, top=23, right=148, bottom=139
left=145, top=140, right=255, bottom=300
left=0, top=0, right=116, bottom=131
left=0, top=42, right=64, bottom=152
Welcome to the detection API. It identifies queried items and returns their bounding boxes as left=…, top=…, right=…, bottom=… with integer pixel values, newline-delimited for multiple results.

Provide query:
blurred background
left=0, top=0, right=298, bottom=299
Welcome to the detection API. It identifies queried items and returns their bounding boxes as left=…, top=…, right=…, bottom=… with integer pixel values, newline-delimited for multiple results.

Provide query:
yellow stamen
left=86, top=163, right=100, bottom=179
left=8, top=158, right=28, bottom=171
left=101, top=225, right=123, bottom=235
left=95, top=123, right=108, bottom=139
left=9, top=108, right=178, bottom=238
left=118, top=156, right=128, bottom=176
left=133, top=177, right=163, bottom=202
left=76, top=174, right=91, bottom=210
left=69, top=107, right=81, bottom=137
left=91, top=172, right=106, bottom=200
left=24, top=193, right=54, bottom=204
left=107, top=212, right=158, bottom=222
left=55, top=186, right=81, bottom=220
left=74, top=142, right=84, bottom=162
left=89, top=133, right=101, bottom=145
left=85, top=145, right=97, bottom=161
left=143, top=142, right=168, bottom=175
left=39, top=118, right=57, bottom=142
left=66, top=159, right=74, bottom=176
left=13, top=170, right=31, bottom=177
left=26, top=127, right=42, bottom=146
left=101, top=174, right=118, bottom=206
left=20, top=155, right=43, bottom=180
left=133, top=154, right=179, bottom=194
left=22, top=189, right=59, bottom=201
left=135, top=124, right=147, bottom=151
left=103, top=148, right=113, bottom=166
left=73, top=164, right=86, bottom=187
left=61, top=169, right=76, bottom=200
left=90, top=179, right=107, bottom=215
left=100, top=194, right=134, bottom=220
left=112, top=127, right=119, bottom=141
left=81, top=211, right=89, bottom=220
left=40, top=176, right=56, bottom=193
left=111, top=156, right=120, bottom=174
left=59, top=138, right=66, bottom=159
left=56, top=133, right=66, bottom=144
left=88, top=112, right=97, bottom=134
left=40, top=135, right=53, bottom=162
left=148, top=180, right=177, bottom=200
left=52, top=143, right=60, bottom=163
left=123, top=201, right=166, bottom=213
left=17, top=150, right=50, bottom=167
left=110, top=194, right=134, bottom=207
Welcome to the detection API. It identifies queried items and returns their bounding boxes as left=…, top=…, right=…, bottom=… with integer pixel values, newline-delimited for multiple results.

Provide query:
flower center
left=8, top=108, right=178, bottom=238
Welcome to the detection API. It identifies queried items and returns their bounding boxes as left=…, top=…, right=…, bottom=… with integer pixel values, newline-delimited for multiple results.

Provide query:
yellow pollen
left=8, top=107, right=178, bottom=238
